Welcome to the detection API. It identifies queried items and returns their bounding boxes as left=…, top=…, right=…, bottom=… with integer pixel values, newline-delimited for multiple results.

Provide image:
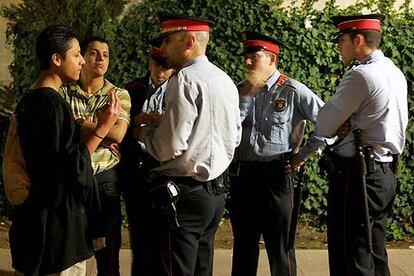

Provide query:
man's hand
left=291, top=154, right=305, bottom=172
left=101, top=141, right=121, bottom=158
left=135, top=112, right=163, bottom=126
left=96, top=91, right=120, bottom=130
left=336, top=120, right=351, bottom=140
left=240, top=70, right=267, bottom=97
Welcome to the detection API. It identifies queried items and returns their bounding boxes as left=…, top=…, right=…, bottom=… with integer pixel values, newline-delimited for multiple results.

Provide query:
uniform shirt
left=139, top=77, right=169, bottom=152
left=139, top=55, right=242, bottom=181
left=238, top=70, right=327, bottom=162
left=60, top=79, right=131, bottom=174
left=141, top=77, right=169, bottom=113
left=316, top=50, right=408, bottom=161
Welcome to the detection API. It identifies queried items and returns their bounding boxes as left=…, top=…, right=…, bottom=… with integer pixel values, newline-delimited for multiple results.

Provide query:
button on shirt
left=315, top=50, right=408, bottom=161
left=60, top=79, right=131, bottom=174
left=139, top=78, right=169, bottom=152
left=142, top=78, right=169, bottom=114
left=238, top=70, right=327, bottom=162
left=139, top=55, right=242, bottom=181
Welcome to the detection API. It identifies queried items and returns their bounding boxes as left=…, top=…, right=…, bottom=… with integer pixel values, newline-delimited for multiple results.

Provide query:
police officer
left=118, top=38, right=174, bottom=275
left=310, top=14, right=408, bottom=276
left=135, top=13, right=241, bottom=276
left=229, top=32, right=328, bottom=276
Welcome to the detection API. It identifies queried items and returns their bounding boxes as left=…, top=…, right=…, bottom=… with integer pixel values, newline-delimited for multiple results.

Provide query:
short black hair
left=80, top=36, right=109, bottom=55
left=36, top=25, right=78, bottom=70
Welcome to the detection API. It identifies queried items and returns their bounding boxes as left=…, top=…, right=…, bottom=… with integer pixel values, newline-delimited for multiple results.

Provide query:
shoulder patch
left=277, top=74, right=288, bottom=86
left=276, top=74, right=297, bottom=91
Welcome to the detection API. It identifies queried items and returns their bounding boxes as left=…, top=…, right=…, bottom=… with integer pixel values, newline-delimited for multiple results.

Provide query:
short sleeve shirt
left=60, top=79, right=131, bottom=174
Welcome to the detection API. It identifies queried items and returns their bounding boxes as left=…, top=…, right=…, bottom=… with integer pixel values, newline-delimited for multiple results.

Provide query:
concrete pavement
left=1, top=248, right=414, bottom=275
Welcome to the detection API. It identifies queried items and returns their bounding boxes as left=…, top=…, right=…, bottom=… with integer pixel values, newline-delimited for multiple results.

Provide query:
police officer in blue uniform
left=311, top=14, right=408, bottom=276
left=118, top=38, right=174, bottom=275
left=229, top=31, right=328, bottom=276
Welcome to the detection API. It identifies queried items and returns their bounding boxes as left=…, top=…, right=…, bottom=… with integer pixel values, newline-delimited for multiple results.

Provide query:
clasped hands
left=133, top=112, right=164, bottom=139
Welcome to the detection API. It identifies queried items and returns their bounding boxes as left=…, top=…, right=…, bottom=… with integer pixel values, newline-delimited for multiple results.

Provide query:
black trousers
left=148, top=178, right=225, bottom=276
left=327, top=153, right=397, bottom=276
left=122, top=174, right=154, bottom=276
left=229, top=161, right=296, bottom=276
left=93, top=168, right=122, bottom=276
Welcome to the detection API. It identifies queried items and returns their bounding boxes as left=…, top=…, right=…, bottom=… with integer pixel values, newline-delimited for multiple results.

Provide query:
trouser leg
left=152, top=185, right=224, bottom=276
left=94, top=181, right=122, bottom=276
left=263, top=173, right=296, bottom=276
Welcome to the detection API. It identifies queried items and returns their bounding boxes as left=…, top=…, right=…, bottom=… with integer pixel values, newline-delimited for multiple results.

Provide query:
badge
left=274, top=99, right=286, bottom=112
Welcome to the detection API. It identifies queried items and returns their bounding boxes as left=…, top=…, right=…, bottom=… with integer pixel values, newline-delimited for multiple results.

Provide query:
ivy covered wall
left=1, top=0, right=413, bottom=239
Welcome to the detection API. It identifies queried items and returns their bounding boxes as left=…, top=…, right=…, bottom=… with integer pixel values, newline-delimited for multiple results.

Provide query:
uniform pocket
left=269, top=112, right=290, bottom=144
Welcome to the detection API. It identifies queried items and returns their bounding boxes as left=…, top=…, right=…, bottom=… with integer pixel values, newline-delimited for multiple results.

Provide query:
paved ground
left=1, top=248, right=413, bottom=276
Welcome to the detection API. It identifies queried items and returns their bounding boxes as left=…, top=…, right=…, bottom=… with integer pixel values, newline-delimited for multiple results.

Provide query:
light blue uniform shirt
left=142, top=77, right=169, bottom=114
left=238, top=70, right=327, bottom=162
left=316, top=50, right=408, bottom=162
left=139, top=77, right=170, bottom=152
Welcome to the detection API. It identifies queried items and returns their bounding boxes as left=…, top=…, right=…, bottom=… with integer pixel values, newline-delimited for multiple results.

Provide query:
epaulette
left=276, top=74, right=288, bottom=86
left=276, top=74, right=296, bottom=91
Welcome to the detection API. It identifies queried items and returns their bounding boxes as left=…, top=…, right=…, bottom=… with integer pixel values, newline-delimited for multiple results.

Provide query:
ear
left=269, top=52, right=277, bottom=65
left=355, top=33, right=365, bottom=46
left=185, top=33, right=196, bottom=50
left=51, top=53, right=62, bottom=67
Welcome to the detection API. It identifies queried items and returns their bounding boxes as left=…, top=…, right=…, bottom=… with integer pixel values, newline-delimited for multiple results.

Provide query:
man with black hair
left=118, top=38, right=174, bottom=276
left=60, top=36, right=131, bottom=276
left=8, top=25, right=120, bottom=276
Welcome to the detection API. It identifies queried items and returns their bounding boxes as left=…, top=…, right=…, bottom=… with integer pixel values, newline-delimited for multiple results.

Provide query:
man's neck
left=80, top=74, right=105, bottom=95
left=356, top=47, right=377, bottom=62
left=30, top=71, right=63, bottom=91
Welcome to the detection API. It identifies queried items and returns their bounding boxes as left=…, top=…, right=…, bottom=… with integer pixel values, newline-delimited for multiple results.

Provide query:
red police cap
left=241, top=31, right=282, bottom=55
left=159, top=13, right=214, bottom=36
left=149, top=35, right=167, bottom=66
left=331, top=14, right=385, bottom=42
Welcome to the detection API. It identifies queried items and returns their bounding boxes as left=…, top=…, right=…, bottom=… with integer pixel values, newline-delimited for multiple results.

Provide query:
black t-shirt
left=10, top=87, right=96, bottom=274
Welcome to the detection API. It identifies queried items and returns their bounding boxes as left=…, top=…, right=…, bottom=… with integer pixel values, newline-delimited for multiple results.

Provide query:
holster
left=363, top=146, right=376, bottom=175
left=209, top=173, right=228, bottom=196
left=282, top=154, right=292, bottom=175
left=150, top=181, right=180, bottom=230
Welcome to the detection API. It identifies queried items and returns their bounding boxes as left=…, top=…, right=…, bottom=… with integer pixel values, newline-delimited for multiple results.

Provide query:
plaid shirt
left=60, top=79, right=131, bottom=175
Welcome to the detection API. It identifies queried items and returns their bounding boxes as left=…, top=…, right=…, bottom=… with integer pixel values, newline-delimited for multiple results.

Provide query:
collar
left=148, top=77, right=169, bottom=94
left=357, top=49, right=384, bottom=65
left=265, top=70, right=281, bottom=91
left=182, top=55, right=208, bottom=69
left=70, top=78, right=115, bottom=98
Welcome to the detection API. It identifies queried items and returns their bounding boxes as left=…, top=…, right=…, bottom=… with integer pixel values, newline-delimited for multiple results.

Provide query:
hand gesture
left=96, top=91, right=120, bottom=129
left=240, top=70, right=267, bottom=97
left=135, top=112, right=164, bottom=126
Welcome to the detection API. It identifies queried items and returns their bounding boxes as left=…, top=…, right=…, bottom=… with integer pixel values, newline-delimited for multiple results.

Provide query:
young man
left=135, top=13, right=242, bottom=276
left=8, top=25, right=120, bottom=275
left=229, top=31, right=328, bottom=276
left=119, top=39, right=174, bottom=276
left=312, top=14, right=408, bottom=275
left=60, top=36, right=131, bottom=276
